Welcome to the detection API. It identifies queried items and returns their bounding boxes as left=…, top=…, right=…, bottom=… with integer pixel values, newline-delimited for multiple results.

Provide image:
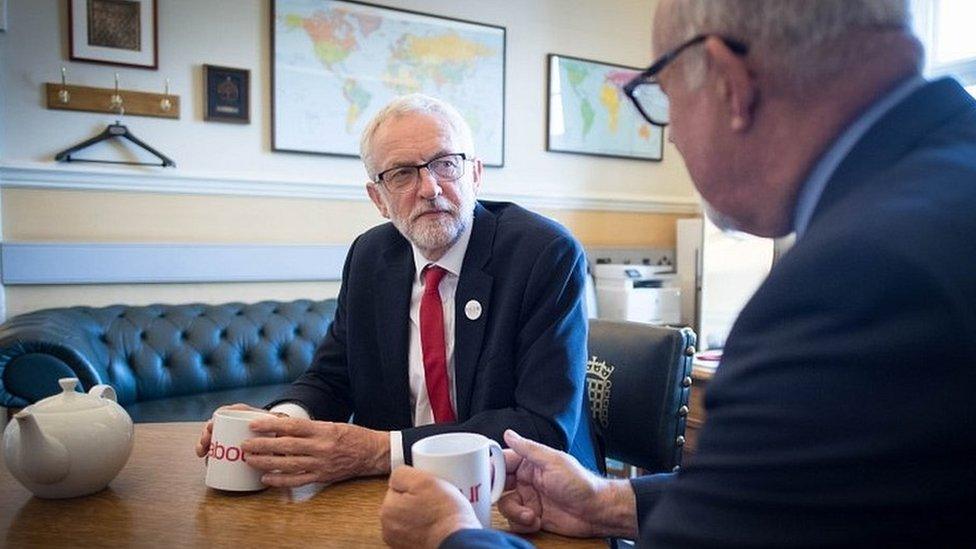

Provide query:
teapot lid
left=28, top=378, right=110, bottom=413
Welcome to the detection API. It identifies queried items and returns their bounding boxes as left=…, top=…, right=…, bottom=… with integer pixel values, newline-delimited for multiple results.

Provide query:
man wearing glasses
left=380, top=0, right=976, bottom=547
left=196, top=94, right=599, bottom=486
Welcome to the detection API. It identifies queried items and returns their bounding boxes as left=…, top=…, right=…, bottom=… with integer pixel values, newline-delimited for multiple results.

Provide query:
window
left=911, top=0, right=976, bottom=97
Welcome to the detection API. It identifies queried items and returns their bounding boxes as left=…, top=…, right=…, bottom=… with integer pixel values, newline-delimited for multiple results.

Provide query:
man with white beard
left=195, top=94, right=599, bottom=485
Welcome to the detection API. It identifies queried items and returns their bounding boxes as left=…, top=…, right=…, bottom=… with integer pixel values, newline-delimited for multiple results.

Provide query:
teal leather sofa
left=0, top=299, right=336, bottom=422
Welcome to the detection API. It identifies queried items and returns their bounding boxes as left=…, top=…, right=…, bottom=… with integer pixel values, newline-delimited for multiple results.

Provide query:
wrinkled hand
left=194, top=403, right=277, bottom=458
left=498, top=430, right=638, bottom=539
left=381, top=466, right=482, bottom=549
left=239, top=417, right=390, bottom=487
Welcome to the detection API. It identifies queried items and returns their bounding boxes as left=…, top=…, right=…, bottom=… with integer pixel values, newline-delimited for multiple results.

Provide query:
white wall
left=0, top=0, right=700, bottom=319
left=0, top=0, right=696, bottom=206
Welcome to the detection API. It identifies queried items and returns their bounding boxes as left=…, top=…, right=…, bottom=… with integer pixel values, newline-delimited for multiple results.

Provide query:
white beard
left=389, top=181, right=476, bottom=255
left=399, top=203, right=470, bottom=251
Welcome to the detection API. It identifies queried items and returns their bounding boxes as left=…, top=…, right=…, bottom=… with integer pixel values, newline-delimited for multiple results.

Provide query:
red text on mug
left=459, top=483, right=482, bottom=503
left=208, top=440, right=247, bottom=462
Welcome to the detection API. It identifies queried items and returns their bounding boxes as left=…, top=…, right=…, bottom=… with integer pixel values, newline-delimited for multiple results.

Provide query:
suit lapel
left=454, top=203, right=495, bottom=419
left=375, top=237, right=415, bottom=426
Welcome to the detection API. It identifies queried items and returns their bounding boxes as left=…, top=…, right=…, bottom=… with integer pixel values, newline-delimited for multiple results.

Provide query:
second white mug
left=411, top=432, right=506, bottom=527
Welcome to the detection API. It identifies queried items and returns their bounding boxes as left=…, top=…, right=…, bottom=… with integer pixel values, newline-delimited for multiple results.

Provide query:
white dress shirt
left=271, top=219, right=474, bottom=469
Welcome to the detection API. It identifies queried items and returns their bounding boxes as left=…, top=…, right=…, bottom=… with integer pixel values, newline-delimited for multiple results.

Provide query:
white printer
left=592, top=263, right=682, bottom=325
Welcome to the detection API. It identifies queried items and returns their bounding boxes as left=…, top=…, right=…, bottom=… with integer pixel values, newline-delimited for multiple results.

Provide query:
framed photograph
left=272, top=0, right=506, bottom=166
left=69, top=0, right=158, bottom=69
left=547, top=54, right=663, bottom=161
left=205, top=65, right=250, bottom=124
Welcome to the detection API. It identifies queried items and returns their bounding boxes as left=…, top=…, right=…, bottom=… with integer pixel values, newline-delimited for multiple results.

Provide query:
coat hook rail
left=45, top=83, right=180, bottom=119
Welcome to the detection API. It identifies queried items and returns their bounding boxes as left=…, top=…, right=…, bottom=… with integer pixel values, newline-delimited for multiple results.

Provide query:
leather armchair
left=0, top=299, right=336, bottom=422
left=586, top=319, right=696, bottom=474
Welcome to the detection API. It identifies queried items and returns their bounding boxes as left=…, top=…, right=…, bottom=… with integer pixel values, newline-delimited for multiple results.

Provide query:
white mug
left=205, top=409, right=274, bottom=491
left=411, top=432, right=506, bottom=527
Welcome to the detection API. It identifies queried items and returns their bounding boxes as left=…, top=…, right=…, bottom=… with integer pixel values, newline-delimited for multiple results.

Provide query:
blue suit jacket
left=271, top=200, right=598, bottom=469
left=445, top=79, right=976, bottom=547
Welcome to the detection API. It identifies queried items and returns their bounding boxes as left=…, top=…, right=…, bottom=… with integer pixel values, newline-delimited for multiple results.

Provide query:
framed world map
left=272, top=0, right=506, bottom=166
left=547, top=54, right=663, bottom=161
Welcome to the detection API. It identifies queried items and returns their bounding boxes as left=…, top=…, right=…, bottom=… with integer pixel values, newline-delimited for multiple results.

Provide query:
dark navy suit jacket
left=445, top=79, right=976, bottom=547
left=272, top=200, right=598, bottom=469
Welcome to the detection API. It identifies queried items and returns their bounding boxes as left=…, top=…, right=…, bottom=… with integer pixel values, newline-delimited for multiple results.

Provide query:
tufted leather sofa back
left=0, top=299, right=336, bottom=407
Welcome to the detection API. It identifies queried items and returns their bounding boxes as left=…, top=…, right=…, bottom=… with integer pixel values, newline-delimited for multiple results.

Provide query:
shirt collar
left=792, top=75, right=927, bottom=239
left=411, top=214, right=474, bottom=281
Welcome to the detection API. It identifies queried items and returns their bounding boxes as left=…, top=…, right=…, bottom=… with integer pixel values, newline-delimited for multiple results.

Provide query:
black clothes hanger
left=55, top=121, right=176, bottom=167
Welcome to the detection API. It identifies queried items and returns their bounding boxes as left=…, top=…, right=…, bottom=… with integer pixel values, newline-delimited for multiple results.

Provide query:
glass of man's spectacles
left=624, top=34, right=748, bottom=126
left=374, top=152, right=472, bottom=194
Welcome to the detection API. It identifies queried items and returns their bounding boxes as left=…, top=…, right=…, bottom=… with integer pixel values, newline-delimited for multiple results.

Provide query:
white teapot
left=2, top=377, right=134, bottom=498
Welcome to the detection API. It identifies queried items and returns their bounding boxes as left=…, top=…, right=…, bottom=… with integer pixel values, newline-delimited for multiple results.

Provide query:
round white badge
left=464, top=300, right=482, bottom=321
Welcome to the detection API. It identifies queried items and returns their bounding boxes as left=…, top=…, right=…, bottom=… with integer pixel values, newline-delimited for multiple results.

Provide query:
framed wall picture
left=271, top=0, right=506, bottom=166
left=205, top=65, right=250, bottom=124
left=547, top=54, right=663, bottom=161
left=68, top=0, right=158, bottom=69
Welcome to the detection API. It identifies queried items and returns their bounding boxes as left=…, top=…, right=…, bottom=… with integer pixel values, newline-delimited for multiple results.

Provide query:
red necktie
left=420, top=265, right=456, bottom=423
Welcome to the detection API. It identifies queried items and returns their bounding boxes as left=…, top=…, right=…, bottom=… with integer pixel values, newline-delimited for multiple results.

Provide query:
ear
left=704, top=36, right=756, bottom=132
left=366, top=182, right=391, bottom=219
left=470, top=158, right=484, bottom=194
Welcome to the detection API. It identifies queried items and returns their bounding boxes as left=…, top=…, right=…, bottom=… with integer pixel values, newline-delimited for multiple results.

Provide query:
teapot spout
left=13, top=410, right=69, bottom=485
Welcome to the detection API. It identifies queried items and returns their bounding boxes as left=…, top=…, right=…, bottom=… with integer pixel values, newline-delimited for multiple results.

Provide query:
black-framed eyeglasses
left=374, top=152, right=472, bottom=194
left=624, top=35, right=748, bottom=126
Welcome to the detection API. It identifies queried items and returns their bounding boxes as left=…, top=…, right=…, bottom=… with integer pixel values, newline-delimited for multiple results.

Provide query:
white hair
left=359, top=93, right=475, bottom=180
left=665, top=0, right=920, bottom=89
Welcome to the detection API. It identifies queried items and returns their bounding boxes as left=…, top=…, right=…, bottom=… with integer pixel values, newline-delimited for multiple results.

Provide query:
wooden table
left=1, top=422, right=605, bottom=548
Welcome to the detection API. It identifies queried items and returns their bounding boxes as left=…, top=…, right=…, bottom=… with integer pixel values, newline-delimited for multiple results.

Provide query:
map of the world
left=547, top=55, right=663, bottom=161
left=273, top=0, right=506, bottom=166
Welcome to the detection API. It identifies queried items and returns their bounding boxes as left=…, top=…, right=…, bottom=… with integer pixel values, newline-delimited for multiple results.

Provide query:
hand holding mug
left=381, top=466, right=483, bottom=549
left=204, top=408, right=277, bottom=491
left=410, top=432, right=507, bottom=527
left=498, top=430, right=638, bottom=539
left=239, top=417, right=391, bottom=487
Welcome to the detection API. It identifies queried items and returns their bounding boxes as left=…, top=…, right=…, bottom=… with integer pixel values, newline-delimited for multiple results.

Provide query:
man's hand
left=240, top=416, right=391, bottom=486
left=194, top=403, right=273, bottom=458
left=381, top=466, right=483, bottom=549
left=498, top=430, right=638, bottom=539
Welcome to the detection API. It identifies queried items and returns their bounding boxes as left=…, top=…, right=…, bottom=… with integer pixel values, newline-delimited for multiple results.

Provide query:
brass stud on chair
left=678, top=405, right=689, bottom=417
left=682, top=376, right=693, bottom=387
left=676, top=435, right=686, bottom=446
left=672, top=465, right=681, bottom=472
left=684, top=345, right=696, bottom=356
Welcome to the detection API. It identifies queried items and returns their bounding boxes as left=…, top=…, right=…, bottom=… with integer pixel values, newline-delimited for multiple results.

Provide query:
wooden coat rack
left=46, top=70, right=180, bottom=119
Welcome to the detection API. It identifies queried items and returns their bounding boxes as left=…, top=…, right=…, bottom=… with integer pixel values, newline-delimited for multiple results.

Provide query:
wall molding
left=0, top=243, right=349, bottom=285
left=0, top=162, right=701, bottom=214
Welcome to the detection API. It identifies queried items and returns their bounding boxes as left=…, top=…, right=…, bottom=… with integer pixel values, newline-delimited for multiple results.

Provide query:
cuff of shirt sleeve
left=390, top=431, right=405, bottom=469
left=268, top=402, right=311, bottom=420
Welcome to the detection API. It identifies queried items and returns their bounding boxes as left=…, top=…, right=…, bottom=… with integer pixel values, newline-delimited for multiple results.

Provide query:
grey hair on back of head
left=664, top=0, right=919, bottom=89
left=359, top=93, right=475, bottom=180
